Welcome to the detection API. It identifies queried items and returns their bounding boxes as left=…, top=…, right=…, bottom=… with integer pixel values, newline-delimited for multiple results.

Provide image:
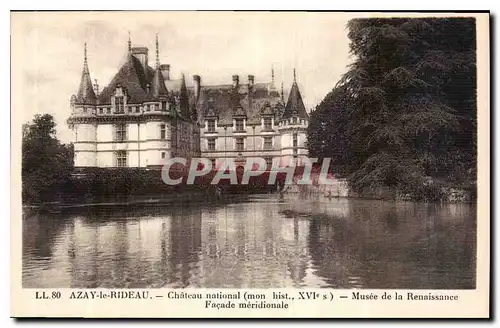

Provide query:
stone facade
left=68, top=37, right=309, bottom=169
left=198, top=69, right=309, bottom=168
left=67, top=37, right=200, bottom=168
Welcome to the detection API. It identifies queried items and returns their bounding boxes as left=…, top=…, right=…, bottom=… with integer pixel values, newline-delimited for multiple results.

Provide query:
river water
left=22, top=195, right=476, bottom=289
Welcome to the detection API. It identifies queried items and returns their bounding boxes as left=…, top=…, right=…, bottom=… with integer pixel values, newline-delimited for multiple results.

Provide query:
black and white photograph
left=10, top=10, right=489, bottom=318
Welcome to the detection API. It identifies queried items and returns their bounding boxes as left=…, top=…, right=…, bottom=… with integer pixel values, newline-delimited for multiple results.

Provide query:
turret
left=179, top=73, right=190, bottom=117
left=75, top=43, right=97, bottom=105
left=281, top=68, right=309, bottom=122
left=151, top=34, right=168, bottom=99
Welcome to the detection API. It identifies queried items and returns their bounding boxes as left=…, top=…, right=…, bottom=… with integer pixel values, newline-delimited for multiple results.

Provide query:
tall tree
left=308, top=18, right=476, bottom=201
left=22, top=114, right=74, bottom=203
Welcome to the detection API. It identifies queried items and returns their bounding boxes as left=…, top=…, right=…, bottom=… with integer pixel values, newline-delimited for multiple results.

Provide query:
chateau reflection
left=22, top=197, right=476, bottom=289
left=198, top=198, right=312, bottom=288
left=55, top=206, right=203, bottom=288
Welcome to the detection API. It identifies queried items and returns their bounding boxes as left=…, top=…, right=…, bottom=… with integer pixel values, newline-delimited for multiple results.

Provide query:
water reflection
left=22, top=196, right=476, bottom=289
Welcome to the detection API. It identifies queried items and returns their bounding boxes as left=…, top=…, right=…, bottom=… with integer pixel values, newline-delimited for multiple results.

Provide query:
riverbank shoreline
left=22, top=193, right=255, bottom=213
left=22, top=192, right=476, bottom=216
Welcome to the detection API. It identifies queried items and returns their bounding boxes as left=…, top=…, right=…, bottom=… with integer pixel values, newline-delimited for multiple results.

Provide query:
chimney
left=248, top=75, right=254, bottom=88
left=193, top=75, right=201, bottom=103
left=131, top=47, right=149, bottom=73
left=160, top=64, right=170, bottom=81
left=232, top=75, right=239, bottom=88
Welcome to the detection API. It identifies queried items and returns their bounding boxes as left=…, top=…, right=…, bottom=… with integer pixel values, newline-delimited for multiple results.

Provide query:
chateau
left=67, top=36, right=309, bottom=169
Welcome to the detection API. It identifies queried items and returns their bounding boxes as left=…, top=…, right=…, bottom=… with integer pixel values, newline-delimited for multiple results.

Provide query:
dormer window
left=115, top=96, right=124, bottom=113
left=207, top=119, right=216, bottom=132
left=263, top=117, right=272, bottom=130
left=235, top=118, right=245, bottom=132
left=113, top=86, right=126, bottom=114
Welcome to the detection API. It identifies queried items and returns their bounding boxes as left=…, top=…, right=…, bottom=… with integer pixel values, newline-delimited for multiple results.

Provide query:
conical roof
left=151, top=34, right=168, bottom=99
left=281, top=81, right=308, bottom=120
left=179, top=74, right=190, bottom=117
left=151, top=67, right=168, bottom=98
left=76, top=43, right=97, bottom=105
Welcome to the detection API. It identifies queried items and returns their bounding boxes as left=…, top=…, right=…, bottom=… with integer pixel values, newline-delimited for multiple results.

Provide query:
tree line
left=22, top=114, right=74, bottom=204
left=307, top=18, right=477, bottom=201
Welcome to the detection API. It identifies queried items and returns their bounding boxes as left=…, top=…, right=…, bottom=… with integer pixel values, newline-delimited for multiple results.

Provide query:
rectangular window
left=116, top=150, right=127, bottom=167
left=160, top=124, right=166, bottom=139
left=107, top=108, right=111, bottom=114
left=115, top=96, right=124, bottom=113
left=293, top=133, right=298, bottom=148
left=263, top=136, right=273, bottom=150
left=162, top=101, right=168, bottom=111
left=263, top=117, right=272, bottom=130
left=135, top=106, right=140, bottom=113
left=235, top=119, right=244, bottom=132
left=99, top=108, right=103, bottom=114
left=265, top=157, right=273, bottom=168
left=208, top=138, right=216, bottom=151
left=115, top=124, right=127, bottom=142
left=211, top=158, right=216, bottom=168
left=236, top=137, right=245, bottom=152
left=161, top=152, right=166, bottom=159
left=207, top=119, right=216, bottom=132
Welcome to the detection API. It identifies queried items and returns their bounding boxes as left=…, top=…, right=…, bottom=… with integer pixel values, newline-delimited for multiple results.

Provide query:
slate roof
left=76, top=61, right=97, bottom=105
left=196, top=82, right=284, bottom=125
left=281, top=82, right=309, bottom=120
left=98, top=54, right=157, bottom=104
left=151, top=67, right=168, bottom=99
left=77, top=46, right=307, bottom=124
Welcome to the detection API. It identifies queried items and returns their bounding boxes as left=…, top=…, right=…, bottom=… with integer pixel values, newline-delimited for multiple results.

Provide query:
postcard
left=10, top=11, right=490, bottom=318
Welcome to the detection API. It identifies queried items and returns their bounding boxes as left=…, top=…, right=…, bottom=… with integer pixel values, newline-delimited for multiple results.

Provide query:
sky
left=12, top=11, right=356, bottom=143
